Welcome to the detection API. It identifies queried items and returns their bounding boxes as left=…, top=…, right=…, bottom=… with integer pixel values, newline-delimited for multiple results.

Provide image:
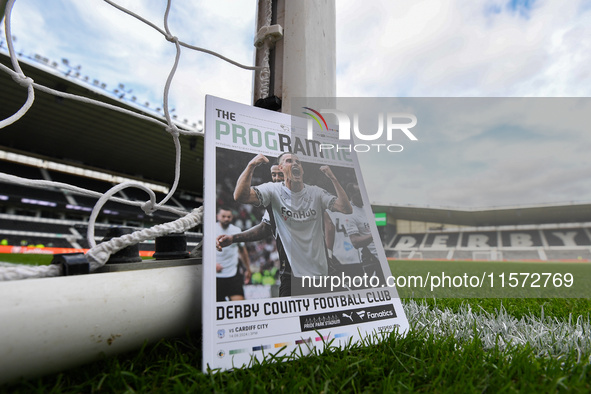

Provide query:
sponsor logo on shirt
left=280, top=206, right=317, bottom=221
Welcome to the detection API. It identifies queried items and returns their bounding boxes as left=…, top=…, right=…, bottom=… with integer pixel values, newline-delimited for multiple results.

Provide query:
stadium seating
left=0, top=160, right=202, bottom=254
left=385, top=225, right=591, bottom=261
left=2, top=155, right=589, bottom=263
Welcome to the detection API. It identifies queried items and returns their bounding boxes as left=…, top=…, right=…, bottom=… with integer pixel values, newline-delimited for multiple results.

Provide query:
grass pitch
left=0, top=253, right=54, bottom=265
left=1, top=256, right=590, bottom=392
left=3, top=298, right=590, bottom=393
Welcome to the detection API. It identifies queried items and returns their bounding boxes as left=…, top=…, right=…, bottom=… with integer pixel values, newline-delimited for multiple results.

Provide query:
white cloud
left=336, top=0, right=591, bottom=98
left=353, top=96, right=591, bottom=207
left=5, top=0, right=257, bottom=123
left=334, top=0, right=591, bottom=207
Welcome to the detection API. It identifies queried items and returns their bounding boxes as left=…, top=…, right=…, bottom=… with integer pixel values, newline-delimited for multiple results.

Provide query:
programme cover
left=202, top=95, right=408, bottom=372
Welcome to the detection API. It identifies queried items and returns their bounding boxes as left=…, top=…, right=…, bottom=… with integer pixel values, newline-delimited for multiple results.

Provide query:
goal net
left=0, top=0, right=264, bottom=279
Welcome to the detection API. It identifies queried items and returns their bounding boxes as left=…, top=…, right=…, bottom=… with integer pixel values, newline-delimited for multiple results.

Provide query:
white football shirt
left=216, top=222, right=243, bottom=278
left=326, top=209, right=362, bottom=265
left=344, top=203, right=378, bottom=259
left=254, top=182, right=335, bottom=277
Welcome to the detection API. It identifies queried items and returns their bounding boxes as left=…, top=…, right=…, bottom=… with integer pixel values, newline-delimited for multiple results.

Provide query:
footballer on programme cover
left=202, top=95, right=408, bottom=372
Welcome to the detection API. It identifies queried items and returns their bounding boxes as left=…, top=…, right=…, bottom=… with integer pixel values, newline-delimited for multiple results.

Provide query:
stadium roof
left=372, top=202, right=591, bottom=227
left=0, top=52, right=204, bottom=195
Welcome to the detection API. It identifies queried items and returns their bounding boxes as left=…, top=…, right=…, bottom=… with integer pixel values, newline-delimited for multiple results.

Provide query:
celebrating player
left=233, top=152, right=352, bottom=296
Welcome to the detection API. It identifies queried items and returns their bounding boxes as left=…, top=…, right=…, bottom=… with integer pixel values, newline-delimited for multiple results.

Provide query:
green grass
left=2, top=297, right=589, bottom=393
left=0, top=253, right=54, bottom=265
left=420, top=297, right=591, bottom=321
left=388, top=259, right=591, bottom=299
left=2, top=312, right=590, bottom=393
left=1, top=256, right=590, bottom=392
left=0, top=253, right=152, bottom=266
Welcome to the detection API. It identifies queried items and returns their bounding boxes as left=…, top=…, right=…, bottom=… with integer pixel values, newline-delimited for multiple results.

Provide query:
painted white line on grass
left=404, top=300, right=591, bottom=362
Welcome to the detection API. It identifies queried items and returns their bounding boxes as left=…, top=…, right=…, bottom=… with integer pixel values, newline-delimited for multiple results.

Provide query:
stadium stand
left=2, top=50, right=590, bottom=266
left=46, top=170, right=115, bottom=193
left=384, top=223, right=591, bottom=261
left=1, top=48, right=206, bottom=257
left=0, top=158, right=202, bottom=253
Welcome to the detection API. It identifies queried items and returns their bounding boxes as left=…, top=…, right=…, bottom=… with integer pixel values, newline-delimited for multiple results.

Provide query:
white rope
left=156, top=2, right=184, bottom=211
left=86, top=182, right=159, bottom=248
left=0, top=263, right=62, bottom=281
left=0, top=207, right=203, bottom=281
left=86, top=206, right=203, bottom=271
left=0, top=66, right=190, bottom=133
left=0, top=0, right=35, bottom=129
left=0, top=1, right=244, bottom=280
left=0, top=172, right=188, bottom=217
left=3, top=0, right=23, bottom=75
left=0, top=0, right=259, bottom=132
left=3, top=1, right=200, bottom=135
left=103, top=0, right=261, bottom=71
left=0, top=0, right=261, bottom=134
left=258, top=0, right=273, bottom=99
left=34, top=81, right=199, bottom=136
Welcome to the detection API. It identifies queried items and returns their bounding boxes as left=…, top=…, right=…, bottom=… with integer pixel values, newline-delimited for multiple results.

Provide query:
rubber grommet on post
left=51, top=253, right=89, bottom=276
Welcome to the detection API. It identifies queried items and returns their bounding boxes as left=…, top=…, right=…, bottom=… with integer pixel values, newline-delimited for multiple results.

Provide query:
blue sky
left=2, top=0, right=591, bottom=208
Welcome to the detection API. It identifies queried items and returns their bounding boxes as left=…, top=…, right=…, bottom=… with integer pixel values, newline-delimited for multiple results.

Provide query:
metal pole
left=0, top=265, right=202, bottom=384
left=281, top=0, right=336, bottom=113
left=254, top=0, right=336, bottom=114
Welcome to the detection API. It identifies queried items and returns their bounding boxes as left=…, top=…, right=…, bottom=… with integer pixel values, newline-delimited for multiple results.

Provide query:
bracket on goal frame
left=254, top=24, right=283, bottom=48
left=51, top=253, right=90, bottom=276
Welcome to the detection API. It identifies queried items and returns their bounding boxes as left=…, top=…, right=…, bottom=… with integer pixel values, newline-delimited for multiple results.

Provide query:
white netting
left=0, top=0, right=263, bottom=280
